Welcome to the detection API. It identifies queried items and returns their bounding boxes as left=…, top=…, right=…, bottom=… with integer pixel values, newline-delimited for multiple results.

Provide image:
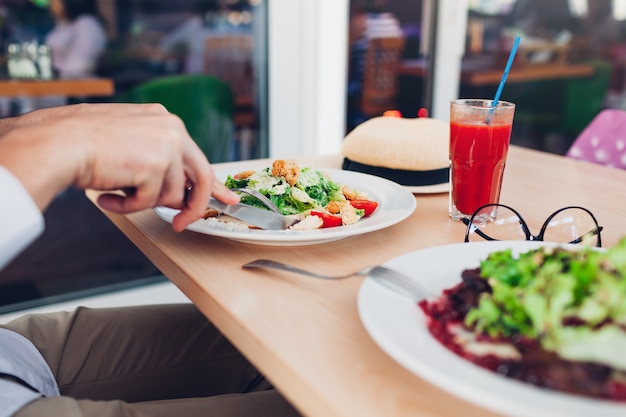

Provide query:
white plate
left=155, top=167, right=416, bottom=246
left=358, top=241, right=625, bottom=417
left=405, top=181, right=449, bottom=194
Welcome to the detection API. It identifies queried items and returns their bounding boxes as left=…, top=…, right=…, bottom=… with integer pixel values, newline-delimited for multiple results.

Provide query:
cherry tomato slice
left=349, top=200, right=378, bottom=217
left=310, top=211, right=343, bottom=228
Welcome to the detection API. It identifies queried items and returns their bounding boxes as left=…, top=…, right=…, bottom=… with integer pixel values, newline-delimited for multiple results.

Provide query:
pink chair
left=566, top=109, right=626, bottom=169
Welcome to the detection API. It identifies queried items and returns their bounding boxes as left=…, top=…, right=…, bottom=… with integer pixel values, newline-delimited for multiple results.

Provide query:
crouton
left=326, top=200, right=346, bottom=214
left=341, top=185, right=357, bottom=200
left=234, top=170, right=256, bottom=180
left=272, top=159, right=300, bottom=186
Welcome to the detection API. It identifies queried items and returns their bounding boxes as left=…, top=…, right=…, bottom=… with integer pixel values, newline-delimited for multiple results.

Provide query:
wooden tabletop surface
left=0, top=78, right=114, bottom=97
left=87, top=146, right=626, bottom=417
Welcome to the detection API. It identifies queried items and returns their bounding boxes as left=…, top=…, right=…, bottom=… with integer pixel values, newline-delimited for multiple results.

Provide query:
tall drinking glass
left=449, top=99, right=515, bottom=221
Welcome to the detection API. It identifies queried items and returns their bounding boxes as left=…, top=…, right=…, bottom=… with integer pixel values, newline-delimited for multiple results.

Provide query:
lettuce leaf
left=464, top=237, right=626, bottom=369
left=225, top=166, right=345, bottom=215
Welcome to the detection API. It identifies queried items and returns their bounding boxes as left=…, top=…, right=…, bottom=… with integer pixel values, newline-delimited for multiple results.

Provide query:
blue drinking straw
left=487, top=36, right=521, bottom=124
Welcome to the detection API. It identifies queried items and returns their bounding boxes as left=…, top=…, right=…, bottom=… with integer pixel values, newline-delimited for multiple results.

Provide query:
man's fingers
left=211, top=180, right=240, bottom=205
left=171, top=179, right=210, bottom=232
left=171, top=174, right=241, bottom=232
left=96, top=192, right=128, bottom=213
left=156, top=159, right=186, bottom=208
left=97, top=182, right=162, bottom=214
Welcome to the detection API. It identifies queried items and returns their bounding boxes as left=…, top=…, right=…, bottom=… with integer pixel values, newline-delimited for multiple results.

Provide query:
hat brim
left=342, top=158, right=449, bottom=187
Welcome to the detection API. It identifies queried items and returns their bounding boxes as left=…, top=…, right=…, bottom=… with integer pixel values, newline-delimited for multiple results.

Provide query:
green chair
left=119, top=74, right=235, bottom=163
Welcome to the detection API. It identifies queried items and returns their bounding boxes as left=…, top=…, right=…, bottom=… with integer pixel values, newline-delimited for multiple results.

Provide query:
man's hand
left=0, top=103, right=239, bottom=232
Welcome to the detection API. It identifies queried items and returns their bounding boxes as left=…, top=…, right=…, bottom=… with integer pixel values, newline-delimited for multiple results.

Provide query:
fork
left=230, top=188, right=282, bottom=214
left=242, top=259, right=433, bottom=300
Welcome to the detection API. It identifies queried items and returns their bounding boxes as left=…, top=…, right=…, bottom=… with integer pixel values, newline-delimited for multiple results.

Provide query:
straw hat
left=341, top=115, right=449, bottom=187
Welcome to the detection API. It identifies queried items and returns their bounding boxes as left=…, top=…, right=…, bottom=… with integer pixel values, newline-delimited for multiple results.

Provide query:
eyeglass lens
left=465, top=205, right=528, bottom=242
left=465, top=204, right=601, bottom=246
left=541, top=207, right=601, bottom=246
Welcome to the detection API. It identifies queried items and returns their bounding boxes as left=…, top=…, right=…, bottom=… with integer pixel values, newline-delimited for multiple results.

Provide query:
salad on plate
left=419, top=238, right=626, bottom=401
left=212, top=159, right=379, bottom=229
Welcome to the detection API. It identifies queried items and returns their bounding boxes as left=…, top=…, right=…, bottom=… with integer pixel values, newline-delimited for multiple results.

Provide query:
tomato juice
left=449, top=120, right=512, bottom=218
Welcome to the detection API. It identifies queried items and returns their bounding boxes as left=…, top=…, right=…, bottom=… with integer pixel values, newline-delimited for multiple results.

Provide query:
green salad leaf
left=224, top=166, right=345, bottom=215
left=464, top=237, right=626, bottom=369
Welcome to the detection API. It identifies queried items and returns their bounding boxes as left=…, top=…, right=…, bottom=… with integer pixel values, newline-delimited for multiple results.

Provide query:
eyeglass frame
left=462, top=203, right=603, bottom=247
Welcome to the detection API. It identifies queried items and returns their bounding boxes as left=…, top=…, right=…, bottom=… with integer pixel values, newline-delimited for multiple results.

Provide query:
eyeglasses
left=462, top=204, right=603, bottom=247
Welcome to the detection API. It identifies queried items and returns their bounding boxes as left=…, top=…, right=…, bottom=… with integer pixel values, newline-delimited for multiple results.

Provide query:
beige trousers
left=3, top=304, right=301, bottom=417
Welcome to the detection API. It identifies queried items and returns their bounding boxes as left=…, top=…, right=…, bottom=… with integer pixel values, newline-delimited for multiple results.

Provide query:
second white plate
left=358, top=241, right=624, bottom=417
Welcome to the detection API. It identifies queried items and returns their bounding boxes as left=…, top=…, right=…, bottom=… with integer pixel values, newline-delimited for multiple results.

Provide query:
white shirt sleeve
left=0, top=166, right=44, bottom=271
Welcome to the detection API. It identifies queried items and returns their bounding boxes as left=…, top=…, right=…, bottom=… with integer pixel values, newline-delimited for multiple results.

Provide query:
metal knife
left=208, top=198, right=300, bottom=230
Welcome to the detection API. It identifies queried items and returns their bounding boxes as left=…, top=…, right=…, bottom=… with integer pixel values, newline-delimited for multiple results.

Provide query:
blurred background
left=1, top=0, right=624, bottom=314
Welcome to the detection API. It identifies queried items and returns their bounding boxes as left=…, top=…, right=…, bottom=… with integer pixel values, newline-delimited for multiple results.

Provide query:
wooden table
left=396, top=58, right=595, bottom=87
left=87, top=146, right=626, bottom=417
left=0, top=78, right=114, bottom=97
